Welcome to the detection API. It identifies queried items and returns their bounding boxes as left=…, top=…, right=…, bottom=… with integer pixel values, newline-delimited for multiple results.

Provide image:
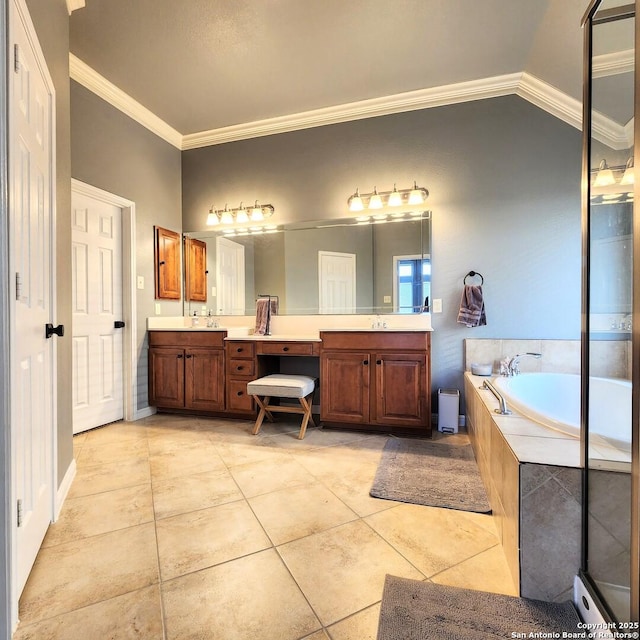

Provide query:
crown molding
left=181, top=73, right=522, bottom=149
left=69, top=54, right=182, bottom=148
left=593, top=49, right=634, bottom=78
left=70, top=56, right=631, bottom=152
left=66, top=0, right=85, bottom=15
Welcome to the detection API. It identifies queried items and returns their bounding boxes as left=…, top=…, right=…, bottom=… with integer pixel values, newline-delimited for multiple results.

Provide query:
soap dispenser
left=191, top=311, right=200, bottom=327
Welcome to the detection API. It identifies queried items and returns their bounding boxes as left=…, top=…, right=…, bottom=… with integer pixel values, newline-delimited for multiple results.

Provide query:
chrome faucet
left=500, top=352, right=542, bottom=376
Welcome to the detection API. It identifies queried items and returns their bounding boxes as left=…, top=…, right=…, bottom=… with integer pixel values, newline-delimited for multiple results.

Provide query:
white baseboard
left=54, top=458, right=77, bottom=521
left=133, top=406, right=156, bottom=421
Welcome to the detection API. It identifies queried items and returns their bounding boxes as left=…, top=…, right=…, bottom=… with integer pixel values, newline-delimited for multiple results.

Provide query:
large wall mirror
left=183, top=212, right=431, bottom=316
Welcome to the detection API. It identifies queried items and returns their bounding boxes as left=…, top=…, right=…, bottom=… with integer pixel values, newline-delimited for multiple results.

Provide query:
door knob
left=114, top=321, right=125, bottom=329
left=45, top=323, right=64, bottom=339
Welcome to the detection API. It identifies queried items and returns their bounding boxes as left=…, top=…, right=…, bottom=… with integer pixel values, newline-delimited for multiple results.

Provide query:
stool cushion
left=247, top=374, right=315, bottom=399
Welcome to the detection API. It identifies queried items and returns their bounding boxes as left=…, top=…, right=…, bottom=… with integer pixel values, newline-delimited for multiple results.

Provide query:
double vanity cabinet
left=148, top=328, right=431, bottom=435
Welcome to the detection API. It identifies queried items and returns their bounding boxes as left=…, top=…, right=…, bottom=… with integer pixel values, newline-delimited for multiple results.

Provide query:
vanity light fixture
left=620, top=157, right=634, bottom=186
left=592, top=158, right=635, bottom=188
left=347, top=182, right=429, bottom=213
left=207, top=201, right=275, bottom=226
left=593, top=160, right=616, bottom=187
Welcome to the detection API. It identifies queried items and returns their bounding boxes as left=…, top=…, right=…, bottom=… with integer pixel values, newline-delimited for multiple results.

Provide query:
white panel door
left=318, top=251, right=356, bottom=314
left=216, top=237, right=245, bottom=315
left=9, top=0, right=56, bottom=597
left=71, top=192, right=123, bottom=434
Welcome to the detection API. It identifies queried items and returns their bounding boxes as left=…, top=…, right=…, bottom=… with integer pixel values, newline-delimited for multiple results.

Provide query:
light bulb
left=220, top=205, right=233, bottom=224
left=251, top=202, right=264, bottom=221
left=408, top=181, right=425, bottom=205
left=206, top=209, right=219, bottom=226
left=236, top=207, right=249, bottom=224
left=593, top=160, right=616, bottom=187
left=620, top=158, right=634, bottom=186
left=388, top=184, right=402, bottom=207
left=368, top=187, right=383, bottom=209
left=348, top=188, right=364, bottom=212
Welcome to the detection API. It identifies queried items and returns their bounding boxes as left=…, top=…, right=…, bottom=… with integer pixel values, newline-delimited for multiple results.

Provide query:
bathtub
left=493, top=373, right=631, bottom=451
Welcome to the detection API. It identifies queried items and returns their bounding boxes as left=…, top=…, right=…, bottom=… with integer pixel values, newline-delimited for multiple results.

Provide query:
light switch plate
left=383, top=295, right=391, bottom=303
left=432, top=298, right=443, bottom=313
left=155, top=303, right=161, bottom=315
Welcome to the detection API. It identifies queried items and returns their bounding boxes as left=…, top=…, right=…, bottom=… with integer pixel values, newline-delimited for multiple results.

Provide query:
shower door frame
left=581, top=0, right=639, bottom=624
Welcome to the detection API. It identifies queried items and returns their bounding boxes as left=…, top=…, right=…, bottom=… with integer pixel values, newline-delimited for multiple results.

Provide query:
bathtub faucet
left=501, top=352, right=542, bottom=376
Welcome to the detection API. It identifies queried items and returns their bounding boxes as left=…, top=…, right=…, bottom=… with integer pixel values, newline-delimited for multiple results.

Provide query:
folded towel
left=457, top=285, right=486, bottom=327
left=254, top=298, right=279, bottom=335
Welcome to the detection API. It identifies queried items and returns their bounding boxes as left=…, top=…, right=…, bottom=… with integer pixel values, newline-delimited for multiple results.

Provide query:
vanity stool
left=247, top=374, right=316, bottom=439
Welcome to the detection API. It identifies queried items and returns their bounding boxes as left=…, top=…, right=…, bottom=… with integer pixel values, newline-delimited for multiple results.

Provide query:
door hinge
left=14, top=44, right=20, bottom=73
left=15, top=272, right=21, bottom=300
left=17, top=499, right=23, bottom=528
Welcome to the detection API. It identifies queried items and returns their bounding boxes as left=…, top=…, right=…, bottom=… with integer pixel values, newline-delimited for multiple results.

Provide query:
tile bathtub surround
left=464, top=338, right=631, bottom=379
left=15, top=416, right=517, bottom=640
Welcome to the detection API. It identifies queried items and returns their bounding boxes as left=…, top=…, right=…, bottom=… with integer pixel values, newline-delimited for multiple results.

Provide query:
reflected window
left=396, top=258, right=431, bottom=313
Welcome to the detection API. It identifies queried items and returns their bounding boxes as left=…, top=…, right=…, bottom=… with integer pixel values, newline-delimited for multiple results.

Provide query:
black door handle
left=114, top=321, right=125, bottom=329
left=45, top=323, right=64, bottom=339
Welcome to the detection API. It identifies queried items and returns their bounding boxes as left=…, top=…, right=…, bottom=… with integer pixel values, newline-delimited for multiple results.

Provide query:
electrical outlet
left=137, top=275, right=144, bottom=289
left=211, top=286, right=217, bottom=297
left=155, top=303, right=161, bottom=315
left=432, top=298, right=443, bottom=313
left=383, top=295, right=391, bottom=303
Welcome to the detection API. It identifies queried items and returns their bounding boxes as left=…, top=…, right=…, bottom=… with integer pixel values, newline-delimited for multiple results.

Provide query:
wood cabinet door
left=155, top=226, right=181, bottom=299
left=149, top=347, right=185, bottom=408
left=185, top=347, right=225, bottom=411
left=320, top=351, right=370, bottom=423
left=185, top=237, right=207, bottom=302
left=374, top=352, right=426, bottom=427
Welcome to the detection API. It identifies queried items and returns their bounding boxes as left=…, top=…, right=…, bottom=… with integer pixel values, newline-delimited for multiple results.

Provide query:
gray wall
left=25, top=0, right=72, bottom=485
left=70, top=81, right=182, bottom=409
left=182, top=96, right=582, bottom=408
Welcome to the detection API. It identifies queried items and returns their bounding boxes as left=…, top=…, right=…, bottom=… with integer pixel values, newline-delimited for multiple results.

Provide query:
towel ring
left=464, top=271, right=484, bottom=285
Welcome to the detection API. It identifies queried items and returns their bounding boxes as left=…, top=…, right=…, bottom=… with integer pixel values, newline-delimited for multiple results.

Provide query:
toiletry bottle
left=191, top=311, right=199, bottom=327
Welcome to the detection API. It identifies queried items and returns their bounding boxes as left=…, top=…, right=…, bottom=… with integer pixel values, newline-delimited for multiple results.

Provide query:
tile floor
left=15, top=414, right=518, bottom=640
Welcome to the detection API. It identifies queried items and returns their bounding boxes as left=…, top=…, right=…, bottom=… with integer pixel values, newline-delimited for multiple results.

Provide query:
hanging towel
left=254, top=298, right=279, bottom=335
left=457, top=285, right=486, bottom=327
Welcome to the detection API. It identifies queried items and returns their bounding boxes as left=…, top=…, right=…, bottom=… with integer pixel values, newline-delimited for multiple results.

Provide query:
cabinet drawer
left=227, top=341, right=256, bottom=359
left=149, top=330, right=225, bottom=348
left=227, top=358, right=256, bottom=377
left=258, top=341, right=317, bottom=356
left=320, top=331, right=429, bottom=352
left=227, top=379, right=255, bottom=412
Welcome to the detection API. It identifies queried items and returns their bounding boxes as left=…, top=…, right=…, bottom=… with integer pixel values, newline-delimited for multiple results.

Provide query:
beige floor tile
left=152, top=467, right=244, bottom=519
left=302, top=632, right=331, bottom=640
left=430, top=544, right=519, bottom=596
left=42, top=484, right=154, bottom=547
left=278, top=520, right=424, bottom=626
left=263, top=427, right=373, bottom=451
left=249, top=483, right=358, bottom=545
left=365, top=503, right=500, bottom=577
left=230, top=454, right=315, bottom=498
left=83, top=421, right=148, bottom=445
left=67, top=457, right=151, bottom=499
left=19, top=523, right=159, bottom=624
left=156, top=500, right=272, bottom=580
left=213, top=439, right=292, bottom=467
left=146, top=427, right=215, bottom=456
left=149, top=442, right=227, bottom=480
left=75, top=438, right=149, bottom=468
left=162, top=549, right=320, bottom=640
left=13, top=585, right=164, bottom=640
left=326, top=603, right=381, bottom=640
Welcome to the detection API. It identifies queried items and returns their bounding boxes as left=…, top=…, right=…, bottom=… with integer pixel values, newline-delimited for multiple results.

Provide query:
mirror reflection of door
left=216, top=237, right=245, bottom=315
left=318, top=251, right=356, bottom=314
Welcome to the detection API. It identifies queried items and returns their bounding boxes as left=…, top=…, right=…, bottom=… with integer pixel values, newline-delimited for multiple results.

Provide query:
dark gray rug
left=377, top=576, right=582, bottom=640
left=370, top=438, right=491, bottom=513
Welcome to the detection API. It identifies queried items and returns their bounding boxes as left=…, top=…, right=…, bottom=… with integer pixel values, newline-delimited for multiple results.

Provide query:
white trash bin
left=437, top=388, right=459, bottom=434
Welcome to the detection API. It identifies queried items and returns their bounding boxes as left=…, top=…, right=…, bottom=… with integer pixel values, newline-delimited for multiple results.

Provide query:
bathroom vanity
left=148, top=327, right=431, bottom=436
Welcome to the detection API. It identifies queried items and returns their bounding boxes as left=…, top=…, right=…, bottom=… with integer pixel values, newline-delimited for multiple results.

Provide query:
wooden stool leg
left=297, top=393, right=315, bottom=440
left=252, top=395, right=272, bottom=435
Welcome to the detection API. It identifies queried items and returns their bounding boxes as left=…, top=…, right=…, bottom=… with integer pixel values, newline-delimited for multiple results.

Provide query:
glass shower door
left=584, top=0, right=637, bottom=624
